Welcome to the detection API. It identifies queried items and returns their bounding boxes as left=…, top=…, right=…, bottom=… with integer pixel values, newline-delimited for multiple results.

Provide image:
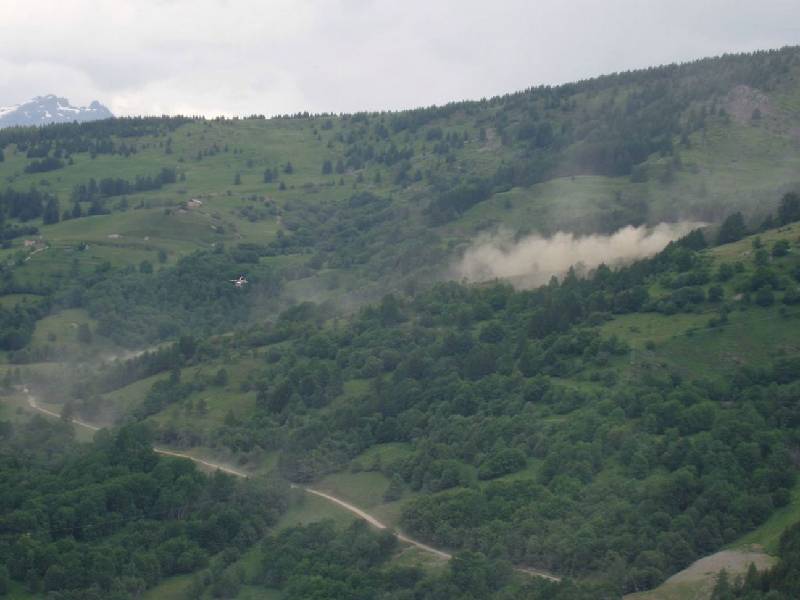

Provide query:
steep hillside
left=13, top=202, right=800, bottom=597
left=3, top=47, right=800, bottom=599
left=0, top=47, right=799, bottom=343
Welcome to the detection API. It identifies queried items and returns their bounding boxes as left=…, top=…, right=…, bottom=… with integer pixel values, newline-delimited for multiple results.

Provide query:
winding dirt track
left=22, top=388, right=559, bottom=582
left=299, top=487, right=451, bottom=561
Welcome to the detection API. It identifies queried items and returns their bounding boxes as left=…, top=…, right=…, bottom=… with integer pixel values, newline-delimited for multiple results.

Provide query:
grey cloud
left=0, top=0, right=798, bottom=116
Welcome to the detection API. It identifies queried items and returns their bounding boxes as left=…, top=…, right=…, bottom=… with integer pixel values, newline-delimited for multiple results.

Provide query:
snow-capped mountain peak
left=0, top=95, right=113, bottom=128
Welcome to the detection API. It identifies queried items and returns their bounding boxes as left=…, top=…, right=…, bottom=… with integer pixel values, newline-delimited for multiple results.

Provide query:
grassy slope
left=599, top=221, right=800, bottom=369
left=2, top=59, right=800, bottom=297
left=1, top=58, right=798, bottom=375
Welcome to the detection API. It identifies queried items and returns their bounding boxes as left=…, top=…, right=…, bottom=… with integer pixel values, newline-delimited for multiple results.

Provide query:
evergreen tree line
left=0, top=187, right=58, bottom=222
left=24, top=156, right=65, bottom=173
left=70, top=167, right=177, bottom=203
left=0, top=116, right=194, bottom=157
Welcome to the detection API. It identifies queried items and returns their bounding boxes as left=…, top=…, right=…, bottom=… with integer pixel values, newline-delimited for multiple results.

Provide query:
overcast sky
left=2, top=0, right=799, bottom=117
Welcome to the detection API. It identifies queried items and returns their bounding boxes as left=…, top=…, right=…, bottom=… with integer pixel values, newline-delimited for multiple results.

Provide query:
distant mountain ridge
left=0, top=94, right=112, bottom=128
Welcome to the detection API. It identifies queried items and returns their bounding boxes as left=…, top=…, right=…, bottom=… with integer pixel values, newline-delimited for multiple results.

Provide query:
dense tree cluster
left=0, top=116, right=194, bottom=157
left=70, top=167, right=177, bottom=203
left=426, top=176, right=496, bottom=225
left=24, top=156, right=65, bottom=173
left=78, top=250, right=282, bottom=347
left=257, top=520, right=400, bottom=597
left=0, top=417, right=288, bottom=599
left=0, top=187, right=57, bottom=222
left=266, top=190, right=441, bottom=283
left=245, top=520, right=610, bottom=600
left=0, top=222, right=38, bottom=243
left=0, top=299, right=49, bottom=350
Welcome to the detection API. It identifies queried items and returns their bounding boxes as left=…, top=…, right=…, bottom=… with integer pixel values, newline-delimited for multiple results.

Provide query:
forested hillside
left=1, top=47, right=800, bottom=353
left=9, top=193, right=792, bottom=597
left=2, top=46, right=800, bottom=599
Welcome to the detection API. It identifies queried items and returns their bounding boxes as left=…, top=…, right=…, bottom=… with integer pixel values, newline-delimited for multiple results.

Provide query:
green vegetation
left=222, top=519, right=610, bottom=599
left=3, top=46, right=800, bottom=599
left=53, top=206, right=795, bottom=596
left=1, top=47, right=799, bottom=341
left=713, top=522, right=800, bottom=599
left=734, top=484, right=800, bottom=554
left=0, top=416, right=289, bottom=598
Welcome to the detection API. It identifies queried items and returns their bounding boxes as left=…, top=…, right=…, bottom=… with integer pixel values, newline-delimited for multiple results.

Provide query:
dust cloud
left=455, top=222, right=705, bottom=287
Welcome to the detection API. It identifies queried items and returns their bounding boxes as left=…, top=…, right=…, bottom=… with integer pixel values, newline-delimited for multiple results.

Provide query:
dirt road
left=25, top=392, right=100, bottom=432
left=23, top=246, right=47, bottom=263
left=21, top=388, right=559, bottom=582
left=298, top=486, right=453, bottom=561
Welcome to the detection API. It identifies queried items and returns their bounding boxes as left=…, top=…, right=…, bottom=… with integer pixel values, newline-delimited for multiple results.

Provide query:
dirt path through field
left=21, top=387, right=560, bottom=582
left=23, top=246, right=47, bottom=262
left=298, top=486, right=452, bottom=560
